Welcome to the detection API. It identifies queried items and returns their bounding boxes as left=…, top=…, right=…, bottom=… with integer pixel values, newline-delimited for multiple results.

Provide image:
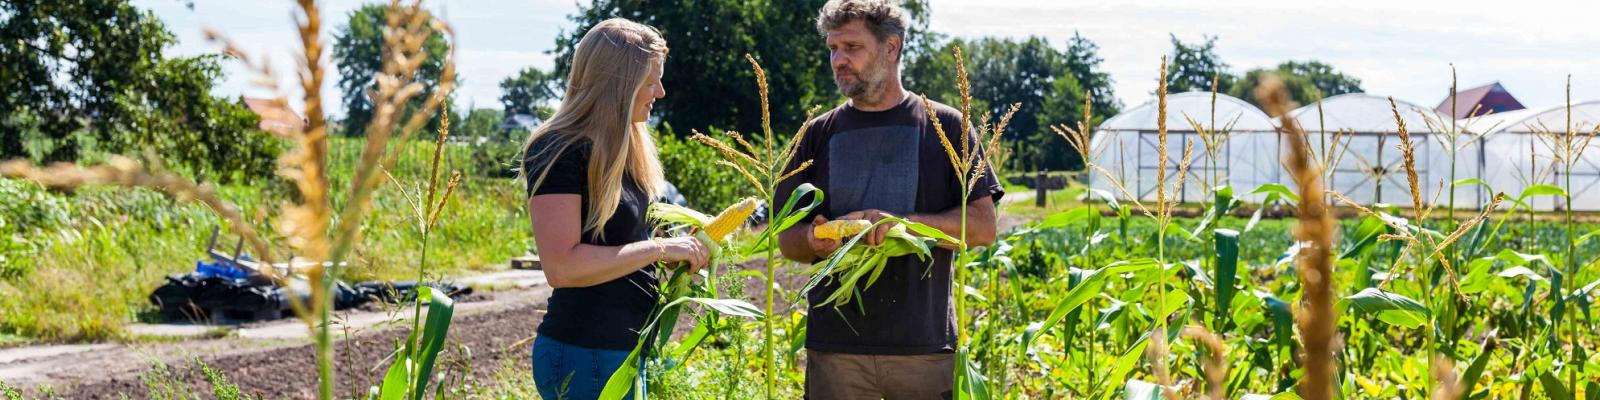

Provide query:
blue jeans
left=531, top=336, right=640, bottom=400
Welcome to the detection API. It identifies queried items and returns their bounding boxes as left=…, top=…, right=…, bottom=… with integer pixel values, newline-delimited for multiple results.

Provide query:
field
left=3, top=1, right=1599, bottom=399
left=0, top=136, right=531, bottom=343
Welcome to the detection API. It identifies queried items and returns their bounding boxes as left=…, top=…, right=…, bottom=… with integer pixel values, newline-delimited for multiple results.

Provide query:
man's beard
left=837, top=58, right=888, bottom=103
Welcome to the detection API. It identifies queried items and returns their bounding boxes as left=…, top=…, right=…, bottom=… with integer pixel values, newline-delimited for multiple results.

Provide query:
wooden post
left=1036, top=170, right=1048, bottom=207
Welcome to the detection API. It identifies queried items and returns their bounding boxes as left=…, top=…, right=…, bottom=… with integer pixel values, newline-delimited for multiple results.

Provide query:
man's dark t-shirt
left=775, top=93, right=1003, bottom=355
left=523, top=136, right=659, bottom=350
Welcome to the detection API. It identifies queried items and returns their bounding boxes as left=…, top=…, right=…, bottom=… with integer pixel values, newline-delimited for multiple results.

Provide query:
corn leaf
left=1214, top=229, right=1240, bottom=329
left=1250, top=183, right=1300, bottom=203
left=747, top=183, right=824, bottom=254
left=1258, top=291, right=1294, bottom=349
left=1454, top=178, right=1493, bottom=193
left=1540, top=371, right=1573, bottom=400
left=408, top=287, right=454, bottom=400
left=377, top=352, right=411, bottom=400
left=1095, top=335, right=1151, bottom=400
left=1519, top=184, right=1567, bottom=200
left=1339, top=216, right=1389, bottom=260
left=665, top=297, right=765, bottom=319
left=1023, top=259, right=1158, bottom=348
left=955, top=347, right=992, bottom=400
left=1035, top=206, right=1096, bottom=230
left=598, top=344, right=643, bottom=400
left=1461, top=338, right=1497, bottom=397
left=1190, top=185, right=1236, bottom=237
left=1343, top=288, right=1429, bottom=328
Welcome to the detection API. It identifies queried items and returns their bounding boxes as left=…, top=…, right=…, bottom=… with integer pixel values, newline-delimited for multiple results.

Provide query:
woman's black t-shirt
left=523, top=136, right=658, bottom=350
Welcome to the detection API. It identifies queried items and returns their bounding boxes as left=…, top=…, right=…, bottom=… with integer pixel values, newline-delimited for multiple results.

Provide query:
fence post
left=1036, top=170, right=1048, bottom=207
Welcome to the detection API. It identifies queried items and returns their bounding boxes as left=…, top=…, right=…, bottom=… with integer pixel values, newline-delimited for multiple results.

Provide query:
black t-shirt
left=775, top=92, right=1004, bottom=355
left=524, top=135, right=659, bottom=350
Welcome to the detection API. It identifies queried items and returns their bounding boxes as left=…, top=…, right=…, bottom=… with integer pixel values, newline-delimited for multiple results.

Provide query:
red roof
left=1435, top=82, right=1526, bottom=118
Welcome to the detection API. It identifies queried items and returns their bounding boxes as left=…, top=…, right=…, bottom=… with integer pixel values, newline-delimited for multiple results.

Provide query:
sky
left=137, top=0, right=1600, bottom=117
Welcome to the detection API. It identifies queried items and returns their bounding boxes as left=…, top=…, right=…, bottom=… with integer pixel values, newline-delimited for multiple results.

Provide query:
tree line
left=1, top=0, right=1366, bottom=177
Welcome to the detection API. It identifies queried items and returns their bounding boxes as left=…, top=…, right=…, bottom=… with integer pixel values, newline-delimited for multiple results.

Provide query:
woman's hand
left=654, top=236, right=711, bottom=273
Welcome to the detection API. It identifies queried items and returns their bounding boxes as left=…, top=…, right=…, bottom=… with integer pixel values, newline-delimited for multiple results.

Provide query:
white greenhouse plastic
left=1085, top=92, right=1278, bottom=204
left=1471, top=102, right=1600, bottom=210
left=1288, top=94, right=1470, bottom=209
left=1083, top=91, right=1600, bottom=211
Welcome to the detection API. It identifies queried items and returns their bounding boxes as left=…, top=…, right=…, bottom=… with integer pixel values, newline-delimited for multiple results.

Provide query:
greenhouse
left=1085, top=92, right=1280, bottom=204
left=1084, top=92, right=1600, bottom=211
left=1287, top=94, right=1475, bottom=209
left=1472, top=101, right=1600, bottom=210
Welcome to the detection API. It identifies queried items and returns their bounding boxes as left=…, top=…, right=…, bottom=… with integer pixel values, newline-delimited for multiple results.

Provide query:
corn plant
left=597, top=198, right=768, bottom=399
left=903, top=44, right=1016, bottom=399
left=1527, top=77, right=1600, bottom=395
left=685, top=54, right=822, bottom=398
left=369, top=109, right=464, bottom=400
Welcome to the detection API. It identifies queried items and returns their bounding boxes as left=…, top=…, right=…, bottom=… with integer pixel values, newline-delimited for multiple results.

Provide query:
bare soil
left=4, top=286, right=551, bottom=399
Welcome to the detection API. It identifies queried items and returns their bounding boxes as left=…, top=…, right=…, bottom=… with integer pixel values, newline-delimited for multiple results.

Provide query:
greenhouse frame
left=1084, top=92, right=1600, bottom=211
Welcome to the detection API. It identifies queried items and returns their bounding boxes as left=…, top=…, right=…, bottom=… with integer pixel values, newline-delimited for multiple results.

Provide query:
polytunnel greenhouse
left=1286, top=94, right=1478, bottom=209
left=1472, top=101, right=1600, bottom=210
left=1085, top=92, right=1279, bottom=204
left=1082, top=92, right=1600, bottom=211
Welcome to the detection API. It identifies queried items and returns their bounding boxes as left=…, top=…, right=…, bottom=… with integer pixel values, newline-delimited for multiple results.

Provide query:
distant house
left=242, top=98, right=307, bottom=132
left=501, top=113, right=542, bottom=133
left=1436, top=82, right=1526, bottom=118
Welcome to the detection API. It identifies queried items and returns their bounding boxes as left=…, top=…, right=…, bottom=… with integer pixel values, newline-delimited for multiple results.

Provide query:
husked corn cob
left=813, top=219, right=871, bottom=240
left=704, top=197, right=759, bottom=241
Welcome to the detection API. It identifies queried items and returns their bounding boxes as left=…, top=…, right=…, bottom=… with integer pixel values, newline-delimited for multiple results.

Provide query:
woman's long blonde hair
left=522, top=18, right=666, bottom=239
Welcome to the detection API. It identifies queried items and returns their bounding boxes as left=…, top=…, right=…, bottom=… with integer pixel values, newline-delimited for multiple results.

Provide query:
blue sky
left=138, top=0, right=1600, bottom=117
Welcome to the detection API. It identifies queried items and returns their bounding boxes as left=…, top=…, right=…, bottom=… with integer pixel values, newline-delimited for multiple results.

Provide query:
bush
left=657, top=126, right=756, bottom=210
left=0, top=179, right=73, bottom=278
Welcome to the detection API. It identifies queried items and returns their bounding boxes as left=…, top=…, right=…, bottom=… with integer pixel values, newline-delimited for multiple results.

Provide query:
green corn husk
left=808, top=220, right=947, bottom=309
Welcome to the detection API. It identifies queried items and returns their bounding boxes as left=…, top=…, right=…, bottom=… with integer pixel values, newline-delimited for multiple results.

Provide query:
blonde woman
left=521, top=18, right=707, bottom=399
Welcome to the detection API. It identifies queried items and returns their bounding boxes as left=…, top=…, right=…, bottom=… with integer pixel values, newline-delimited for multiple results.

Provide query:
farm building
left=1436, top=82, right=1526, bottom=119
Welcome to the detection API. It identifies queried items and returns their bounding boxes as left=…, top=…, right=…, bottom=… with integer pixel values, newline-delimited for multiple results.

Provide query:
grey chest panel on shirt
left=827, top=126, right=920, bottom=216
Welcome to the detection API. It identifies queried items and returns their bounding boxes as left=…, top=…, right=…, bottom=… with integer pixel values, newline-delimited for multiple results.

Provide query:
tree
left=1061, top=32, right=1120, bottom=117
left=550, top=0, right=932, bottom=136
left=903, top=38, right=970, bottom=112
left=1167, top=34, right=1236, bottom=95
left=457, top=107, right=522, bottom=178
left=1279, top=60, right=1362, bottom=97
left=499, top=67, right=558, bottom=119
left=906, top=36, right=1098, bottom=171
left=458, top=108, right=509, bottom=141
left=1231, top=61, right=1364, bottom=113
left=0, top=0, right=279, bottom=180
left=333, top=3, right=454, bottom=137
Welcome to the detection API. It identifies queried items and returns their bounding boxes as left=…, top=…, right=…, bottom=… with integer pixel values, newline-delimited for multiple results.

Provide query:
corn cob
left=703, top=197, right=759, bottom=241
left=812, top=219, right=871, bottom=240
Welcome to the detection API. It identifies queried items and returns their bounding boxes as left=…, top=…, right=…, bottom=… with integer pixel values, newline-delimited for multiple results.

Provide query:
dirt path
left=2, top=283, right=552, bottom=399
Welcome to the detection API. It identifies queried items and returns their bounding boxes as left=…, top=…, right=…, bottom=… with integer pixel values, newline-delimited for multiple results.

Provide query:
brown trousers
left=804, top=350, right=955, bottom=400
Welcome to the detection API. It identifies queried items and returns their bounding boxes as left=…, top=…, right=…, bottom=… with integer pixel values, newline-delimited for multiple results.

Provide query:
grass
left=0, top=137, right=529, bottom=343
left=1001, top=185, right=1085, bottom=218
